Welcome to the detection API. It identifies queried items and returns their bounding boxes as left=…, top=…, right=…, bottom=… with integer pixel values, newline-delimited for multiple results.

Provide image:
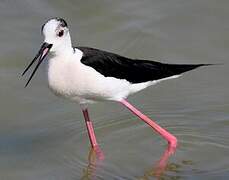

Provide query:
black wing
left=77, top=46, right=207, bottom=84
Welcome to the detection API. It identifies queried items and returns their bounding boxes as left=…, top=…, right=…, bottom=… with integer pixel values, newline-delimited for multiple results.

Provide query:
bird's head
left=22, top=18, right=72, bottom=87
left=42, top=18, right=72, bottom=54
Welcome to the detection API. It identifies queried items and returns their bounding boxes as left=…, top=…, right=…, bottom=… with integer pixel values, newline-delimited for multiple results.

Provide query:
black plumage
left=77, top=47, right=208, bottom=84
left=41, top=17, right=68, bottom=33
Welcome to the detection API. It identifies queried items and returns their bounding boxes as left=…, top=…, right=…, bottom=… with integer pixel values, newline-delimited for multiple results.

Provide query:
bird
left=22, top=17, right=211, bottom=153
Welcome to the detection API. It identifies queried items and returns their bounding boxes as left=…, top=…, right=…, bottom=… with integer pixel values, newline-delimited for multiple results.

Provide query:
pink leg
left=120, top=99, right=177, bottom=152
left=82, top=108, right=104, bottom=160
left=82, top=108, right=99, bottom=148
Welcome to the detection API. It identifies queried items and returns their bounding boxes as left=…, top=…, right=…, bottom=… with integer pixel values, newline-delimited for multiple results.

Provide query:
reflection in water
left=139, top=152, right=194, bottom=180
left=81, top=144, right=177, bottom=180
left=154, top=144, right=177, bottom=177
left=81, top=147, right=105, bottom=180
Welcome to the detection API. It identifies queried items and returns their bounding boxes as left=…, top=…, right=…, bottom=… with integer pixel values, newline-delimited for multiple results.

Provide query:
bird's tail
left=164, top=63, right=215, bottom=75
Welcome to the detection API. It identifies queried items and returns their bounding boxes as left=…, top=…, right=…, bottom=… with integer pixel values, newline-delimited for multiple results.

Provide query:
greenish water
left=0, top=0, right=229, bottom=179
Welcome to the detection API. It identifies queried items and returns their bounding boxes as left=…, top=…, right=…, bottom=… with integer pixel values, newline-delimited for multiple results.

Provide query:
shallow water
left=1, top=0, right=229, bottom=179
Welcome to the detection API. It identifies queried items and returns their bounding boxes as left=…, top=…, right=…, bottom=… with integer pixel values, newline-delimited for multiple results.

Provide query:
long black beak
left=22, top=42, right=53, bottom=87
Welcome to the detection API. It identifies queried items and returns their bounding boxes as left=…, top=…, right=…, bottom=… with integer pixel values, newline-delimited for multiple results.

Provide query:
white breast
left=47, top=49, right=82, bottom=98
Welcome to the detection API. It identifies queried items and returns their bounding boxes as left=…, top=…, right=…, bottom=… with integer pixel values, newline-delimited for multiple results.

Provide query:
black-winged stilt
left=22, top=17, right=210, bottom=153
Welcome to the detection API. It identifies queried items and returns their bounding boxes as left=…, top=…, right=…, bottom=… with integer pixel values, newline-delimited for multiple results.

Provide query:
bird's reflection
left=81, top=144, right=176, bottom=180
left=153, top=144, right=176, bottom=177
left=81, top=146, right=105, bottom=180
left=140, top=144, right=177, bottom=179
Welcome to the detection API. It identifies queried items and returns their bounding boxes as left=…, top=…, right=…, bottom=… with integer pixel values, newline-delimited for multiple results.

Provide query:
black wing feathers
left=77, top=47, right=207, bottom=84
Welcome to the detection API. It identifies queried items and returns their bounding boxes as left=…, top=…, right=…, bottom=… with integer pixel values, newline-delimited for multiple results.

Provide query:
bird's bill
left=22, top=42, right=53, bottom=87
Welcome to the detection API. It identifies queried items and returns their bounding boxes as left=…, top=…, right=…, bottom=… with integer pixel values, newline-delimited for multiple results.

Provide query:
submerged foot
left=168, top=136, right=178, bottom=154
left=93, top=145, right=105, bottom=160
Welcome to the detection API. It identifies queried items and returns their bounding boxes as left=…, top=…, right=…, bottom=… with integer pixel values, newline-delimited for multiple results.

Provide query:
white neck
left=56, top=35, right=73, bottom=55
left=52, top=45, right=74, bottom=57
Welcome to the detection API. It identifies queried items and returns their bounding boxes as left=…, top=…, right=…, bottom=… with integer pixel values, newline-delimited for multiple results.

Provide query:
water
left=1, top=0, right=229, bottom=179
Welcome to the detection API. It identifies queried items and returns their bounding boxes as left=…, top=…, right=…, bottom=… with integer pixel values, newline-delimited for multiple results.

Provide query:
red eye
left=57, top=30, right=64, bottom=37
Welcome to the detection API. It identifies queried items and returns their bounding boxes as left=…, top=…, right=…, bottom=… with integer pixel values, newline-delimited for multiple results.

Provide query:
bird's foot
left=93, top=145, right=105, bottom=160
left=167, top=136, right=178, bottom=155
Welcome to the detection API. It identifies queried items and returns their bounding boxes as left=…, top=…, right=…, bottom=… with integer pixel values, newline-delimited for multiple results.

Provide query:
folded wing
left=78, top=47, right=208, bottom=84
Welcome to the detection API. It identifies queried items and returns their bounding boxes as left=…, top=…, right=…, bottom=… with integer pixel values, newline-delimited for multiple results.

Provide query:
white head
left=22, top=18, right=72, bottom=87
left=42, top=18, right=72, bottom=54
